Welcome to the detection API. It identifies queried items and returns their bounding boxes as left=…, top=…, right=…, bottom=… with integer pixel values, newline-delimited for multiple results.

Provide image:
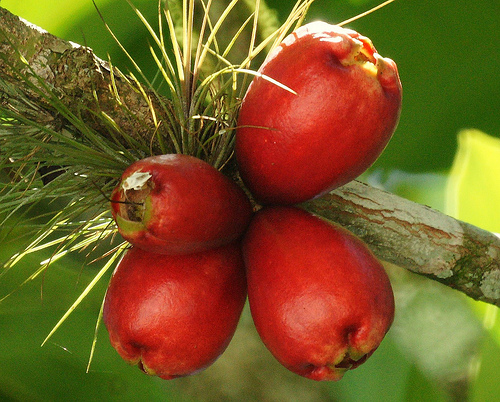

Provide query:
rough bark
left=2, top=6, right=500, bottom=307
left=302, top=181, right=500, bottom=306
left=0, top=7, right=170, bottom=153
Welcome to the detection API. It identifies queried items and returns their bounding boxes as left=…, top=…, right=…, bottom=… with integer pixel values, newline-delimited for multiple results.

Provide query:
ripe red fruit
left=111, top=154, right=253, bottom=254
left=242, top=206, right=395, bottom=381
left=103, top=243, right=247, bottom=380
left=236, top=22, right=402, bottom=205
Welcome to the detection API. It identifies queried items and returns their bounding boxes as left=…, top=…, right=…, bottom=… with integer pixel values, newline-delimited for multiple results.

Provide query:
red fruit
left=111, top=154, right=253, bottom=254
left=236, top=22, right=402, bottom=205
left=103, top=243, right=247, bottom=380
left=243, top=206, right=395, bottom=381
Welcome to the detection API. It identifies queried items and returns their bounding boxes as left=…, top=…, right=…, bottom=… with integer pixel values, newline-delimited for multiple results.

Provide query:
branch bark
left=0, top=7, right=170, bottom=153
left=302, top=181, right=500, bottom=306
left=2, top=7, right=500, bottom=307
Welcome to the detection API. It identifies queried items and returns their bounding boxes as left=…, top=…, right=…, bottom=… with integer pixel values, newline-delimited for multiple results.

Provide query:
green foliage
left=444, top=130, right=500, bottom=402
left=446, top=129, right=500, bottom=233
left=0, top=239, right=183, bottom=401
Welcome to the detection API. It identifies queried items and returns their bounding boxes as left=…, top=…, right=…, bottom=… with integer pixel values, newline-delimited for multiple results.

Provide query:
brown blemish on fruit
left=339, top=36, right=378, bottom=77
left=119, top=177, right=154, bottom=223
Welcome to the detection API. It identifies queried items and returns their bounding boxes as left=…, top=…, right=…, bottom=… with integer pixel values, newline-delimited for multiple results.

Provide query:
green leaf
left=0, top=0, right=114, bottom=36
left=446, top=129, right=500, bottom=233
left=445, top=129, right=500, bottom=400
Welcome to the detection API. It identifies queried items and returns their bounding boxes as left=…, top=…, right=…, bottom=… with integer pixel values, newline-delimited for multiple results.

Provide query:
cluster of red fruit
left=103, top=22, right=402, bottom=382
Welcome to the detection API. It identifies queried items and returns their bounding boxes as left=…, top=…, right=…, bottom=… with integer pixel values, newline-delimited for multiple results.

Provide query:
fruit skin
left=111, top=154, right=253, bottom=255
left=236, top=22, right=402, bottom=205
left=103, top=243, right=247, bottom=380
left=242, top=206, right=395, bottom=381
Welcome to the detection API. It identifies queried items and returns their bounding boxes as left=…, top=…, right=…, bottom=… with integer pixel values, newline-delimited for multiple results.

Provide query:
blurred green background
left=1, top=0, right=499, bottom=400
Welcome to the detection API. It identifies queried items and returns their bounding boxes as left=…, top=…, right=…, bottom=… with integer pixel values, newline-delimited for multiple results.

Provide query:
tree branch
left=2, top=7, right=499, bottom=306
left=302, top=181, right=500, bottom=306
left=0, top=7, right=170, bottom=153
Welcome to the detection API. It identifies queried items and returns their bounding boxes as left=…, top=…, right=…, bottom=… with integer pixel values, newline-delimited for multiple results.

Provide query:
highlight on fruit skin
left=242, top=206, right=395, bottom=381
left=236, top=21, right=402, bottom=205
left=103, top=243, right=247, bottom=380
left=110, top=154, right=253, bottom=255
